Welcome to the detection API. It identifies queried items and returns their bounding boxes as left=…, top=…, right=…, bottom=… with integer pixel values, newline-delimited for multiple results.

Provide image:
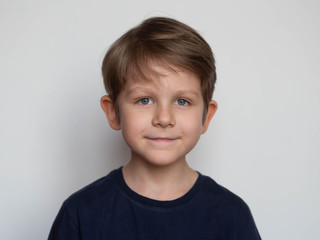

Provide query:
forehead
left=126, top=60, right=201, bottom=89
left=124, top=65, right=201, bottom=91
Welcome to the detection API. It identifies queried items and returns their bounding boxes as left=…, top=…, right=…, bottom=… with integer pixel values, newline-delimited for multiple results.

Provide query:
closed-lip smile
left=145, top=137, right=178, bottom=142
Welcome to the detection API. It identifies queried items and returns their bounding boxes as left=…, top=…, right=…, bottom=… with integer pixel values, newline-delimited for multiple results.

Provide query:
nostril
left=152, top=107, right=175, bottom=127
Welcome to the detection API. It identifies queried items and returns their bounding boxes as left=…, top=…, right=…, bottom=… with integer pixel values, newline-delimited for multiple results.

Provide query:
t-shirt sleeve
left=233, top=201, right=262, bottom=240
left=48, top=202, right=80, bottom=240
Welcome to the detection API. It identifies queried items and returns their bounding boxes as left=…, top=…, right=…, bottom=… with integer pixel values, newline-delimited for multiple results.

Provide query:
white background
left=1, top=0, right=319, bottom=239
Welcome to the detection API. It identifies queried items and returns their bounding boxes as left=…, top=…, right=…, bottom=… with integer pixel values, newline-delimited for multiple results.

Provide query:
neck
left=122, top=155, right=198, bottom=201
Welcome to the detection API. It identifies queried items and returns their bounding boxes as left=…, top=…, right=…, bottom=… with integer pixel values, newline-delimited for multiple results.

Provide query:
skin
left=101, top=64, right=217, bottom=200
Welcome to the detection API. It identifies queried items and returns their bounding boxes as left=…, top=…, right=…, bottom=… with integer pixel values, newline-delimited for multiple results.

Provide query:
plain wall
left=1, top=0, right=319, bottom=239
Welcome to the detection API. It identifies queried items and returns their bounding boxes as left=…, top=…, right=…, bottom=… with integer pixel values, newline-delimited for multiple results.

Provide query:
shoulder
left=197, top=173, right=261, bottom=239
left=48, top=169, right=123, bottom=239
left=197, top=173, right=252, bottom=216
left=199, top=174, right=245, bottom=203
left=62, top=168, right=120, bottom=211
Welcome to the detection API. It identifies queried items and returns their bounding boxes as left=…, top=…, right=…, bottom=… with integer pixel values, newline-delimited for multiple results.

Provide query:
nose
left=152, top=104, right=175, bottom=128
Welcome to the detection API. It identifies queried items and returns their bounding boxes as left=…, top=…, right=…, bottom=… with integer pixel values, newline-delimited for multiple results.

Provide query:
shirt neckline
left=114, top=166, right=203, bottom=208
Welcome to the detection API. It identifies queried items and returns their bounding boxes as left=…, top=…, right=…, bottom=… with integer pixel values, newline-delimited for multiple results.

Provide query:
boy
left=49, top=17, right=261, bottom=239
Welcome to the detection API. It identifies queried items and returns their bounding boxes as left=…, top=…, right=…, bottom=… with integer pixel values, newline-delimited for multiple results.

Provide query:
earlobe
left=100, top=95, right=121, bottom=130
left=201, top=100, right=218, bottom=134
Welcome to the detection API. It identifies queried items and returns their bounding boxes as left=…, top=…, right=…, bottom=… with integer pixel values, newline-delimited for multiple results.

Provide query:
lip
left=148, top=138, right=175, bottom=142
left=145, top=137, right=178, bottom=142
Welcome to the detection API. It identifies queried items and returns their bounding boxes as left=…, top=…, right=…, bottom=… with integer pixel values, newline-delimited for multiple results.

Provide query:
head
left=101, top=17, right=217, bottom=122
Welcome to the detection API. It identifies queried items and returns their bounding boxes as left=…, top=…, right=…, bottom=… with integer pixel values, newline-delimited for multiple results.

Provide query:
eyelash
left=175, top=99, right=190, bottom=106
left=137, top=98, right=190, bottom=106
left=137, top=98, right=153, bottom=105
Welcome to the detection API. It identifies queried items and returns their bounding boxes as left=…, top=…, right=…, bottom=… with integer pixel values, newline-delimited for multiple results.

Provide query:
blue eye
left=138, top=98, right=153, bottom=105
left=175, top=99, right=189, bottom=106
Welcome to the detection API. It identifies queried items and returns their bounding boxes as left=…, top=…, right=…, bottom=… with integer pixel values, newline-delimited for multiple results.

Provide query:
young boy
left=49, top=17, right=261, bottom=239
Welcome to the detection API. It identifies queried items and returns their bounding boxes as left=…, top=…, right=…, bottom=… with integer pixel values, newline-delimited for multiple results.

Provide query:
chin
left=142, top=155, right=185, bottom=168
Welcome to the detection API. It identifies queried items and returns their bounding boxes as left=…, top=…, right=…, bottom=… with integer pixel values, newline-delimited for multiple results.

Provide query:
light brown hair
left=102, top=17, right=216, bottom=117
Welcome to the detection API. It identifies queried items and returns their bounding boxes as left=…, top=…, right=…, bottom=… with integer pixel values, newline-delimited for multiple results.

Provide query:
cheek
left=179, top=113, right=203, bottom=137
left=120, top=110, right=149, bottom=141
left=121, top=109, right=149, bottom=128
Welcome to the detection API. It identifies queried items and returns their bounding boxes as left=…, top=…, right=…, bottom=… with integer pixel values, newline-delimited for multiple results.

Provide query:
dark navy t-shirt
left=48, top=167, right=261, bottom=240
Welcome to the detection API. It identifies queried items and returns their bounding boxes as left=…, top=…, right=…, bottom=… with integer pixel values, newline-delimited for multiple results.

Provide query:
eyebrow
left=174, top=90, right=201, bottom=98
left=126, top=87, right=154, bottom=96
left=126, top=87, right=201, bottom=98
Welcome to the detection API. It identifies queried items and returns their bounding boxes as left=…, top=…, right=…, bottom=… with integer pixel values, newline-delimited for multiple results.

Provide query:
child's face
left=101, top=64, right=217, bottom=167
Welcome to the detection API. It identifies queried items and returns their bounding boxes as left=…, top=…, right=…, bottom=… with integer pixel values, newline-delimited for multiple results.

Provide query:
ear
left=100, top=95, right=121, bottom=130
left=201, top=100, right=218, bottom=134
